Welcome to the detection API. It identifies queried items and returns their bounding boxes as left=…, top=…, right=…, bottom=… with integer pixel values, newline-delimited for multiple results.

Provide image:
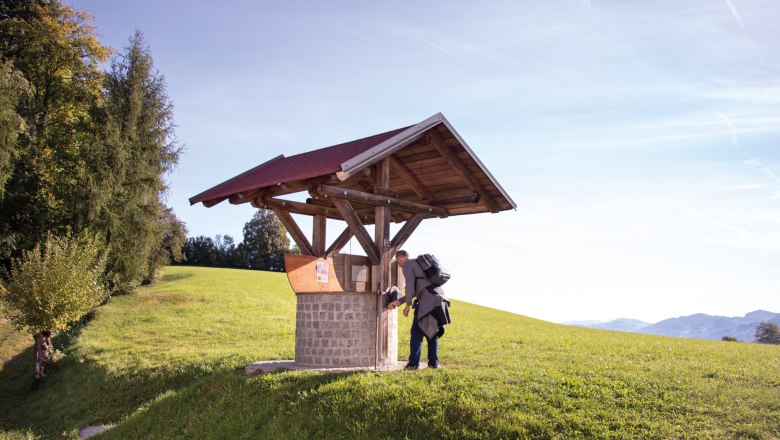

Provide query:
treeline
left=0, top=1, right=186, bottom=292
left=181, top=209, right=298, bottom=272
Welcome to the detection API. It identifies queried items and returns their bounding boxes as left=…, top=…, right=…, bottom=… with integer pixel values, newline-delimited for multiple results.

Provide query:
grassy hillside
left=1, top=266, right=778, bottom=439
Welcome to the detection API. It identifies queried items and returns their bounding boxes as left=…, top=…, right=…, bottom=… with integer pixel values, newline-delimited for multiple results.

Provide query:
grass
left=1, top=265, right=778, bottom=439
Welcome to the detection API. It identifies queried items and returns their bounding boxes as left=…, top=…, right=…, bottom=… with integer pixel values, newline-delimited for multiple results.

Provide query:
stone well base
left=295, top=293, right=379, bottom=367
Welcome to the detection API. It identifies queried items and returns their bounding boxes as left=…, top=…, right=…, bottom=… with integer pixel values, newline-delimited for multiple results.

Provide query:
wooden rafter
left=270, top=208, right=314, bottom=256
left=429, top=131, right=500, bottom=213
left=254, top=197, right=341, bottom=220
left=229, top=172, right=372, bottom=206
left=430, top=192, right=480, bottom=206
left=331, top=198, right=380, bottom=265
left=388, top=154, right=434, bottom=200
left=314, top=184, right=448, bottom=218
left=325, top=226, right=353, bottom=258
left=389, top=214, right=425, bottom=253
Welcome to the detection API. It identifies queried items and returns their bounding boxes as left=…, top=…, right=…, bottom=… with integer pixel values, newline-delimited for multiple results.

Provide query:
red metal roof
left=189, top=126, right=412, bottom=205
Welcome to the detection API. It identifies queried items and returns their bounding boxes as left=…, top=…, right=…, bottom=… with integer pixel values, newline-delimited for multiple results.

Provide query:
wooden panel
left=284, top=254, right=345, bottom=294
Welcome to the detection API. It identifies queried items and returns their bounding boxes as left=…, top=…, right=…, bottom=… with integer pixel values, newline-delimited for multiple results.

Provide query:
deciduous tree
left=754, top=321, right=780, bottom=345
left=241, top=209, right=290, bottom=272
left=0, top=234, right=107, bottom=379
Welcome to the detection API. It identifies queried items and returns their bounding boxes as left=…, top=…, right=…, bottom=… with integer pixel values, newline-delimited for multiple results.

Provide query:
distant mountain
left=638, top=310, right=780, bottom=341
left=565, top=318, right=651, bottom=332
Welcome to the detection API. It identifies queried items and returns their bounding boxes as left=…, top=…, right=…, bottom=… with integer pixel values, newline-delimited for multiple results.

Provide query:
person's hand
left=387, top=299, right=401, bottom=310
left=403, top=304, right=410, bottom=317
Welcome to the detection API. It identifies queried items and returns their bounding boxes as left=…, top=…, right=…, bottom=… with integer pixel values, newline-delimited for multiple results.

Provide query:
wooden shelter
left=190, top=112, right=515, bottom=368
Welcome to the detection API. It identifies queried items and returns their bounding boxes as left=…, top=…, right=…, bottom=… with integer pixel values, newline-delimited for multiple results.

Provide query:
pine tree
left=99, top=31, right=182, bottom=292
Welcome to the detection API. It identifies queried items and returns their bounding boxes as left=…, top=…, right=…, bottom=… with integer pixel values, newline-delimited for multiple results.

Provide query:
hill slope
left=1, top=266, right=778, bottom=439
left=639, top=310, right=780, bottom=341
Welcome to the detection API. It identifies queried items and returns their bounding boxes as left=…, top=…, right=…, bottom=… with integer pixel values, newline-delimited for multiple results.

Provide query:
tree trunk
left=33, top=331, right=52, bottom=381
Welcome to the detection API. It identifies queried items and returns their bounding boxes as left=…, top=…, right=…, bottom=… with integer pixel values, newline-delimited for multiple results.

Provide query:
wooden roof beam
left=269, top=207, right=314, bottom=256
left=388, top=154, right=434, bottom=200
left=331, top=198, right=380, bottom=265
left=429, top=131, right=501, bottom=213
left=325, top=226, right=353, bottom=258
left=430, top=192, right=480, bottom=206
left=314, top=184, right=448, bottom=218
left=390, top=214, right=425, bottom=253
left=254, top=196, right=341, bottom=219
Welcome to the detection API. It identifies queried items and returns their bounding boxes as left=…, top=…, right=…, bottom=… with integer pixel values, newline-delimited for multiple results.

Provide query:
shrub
left=0, top=234, right=107, bottom=380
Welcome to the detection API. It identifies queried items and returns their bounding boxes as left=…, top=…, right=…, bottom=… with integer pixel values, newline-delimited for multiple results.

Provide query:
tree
left=0, top=234, right=107, bottom=380
left=721, top=336, right=738, bottom=342
left=145, top=207, right=187, bottom=283
left=0, top=0, right=110, bottom=254
left=754, top=321, right=780, bottom=345
left=99, top=32, right=181, bottom=292
left=0, top=59, right=29, bottom=199
left=182, top=236, right=219, bottom=266
left=1, top=4, right=181, bottom=293
left=241, top=209, right=290, bottom=271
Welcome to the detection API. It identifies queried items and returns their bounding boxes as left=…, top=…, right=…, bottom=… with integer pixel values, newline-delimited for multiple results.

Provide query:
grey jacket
left=399, top=259, right=451, bottom=339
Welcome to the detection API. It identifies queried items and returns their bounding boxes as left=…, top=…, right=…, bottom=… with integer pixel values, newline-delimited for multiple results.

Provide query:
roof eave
left=336, top=113, right=445, bottom=181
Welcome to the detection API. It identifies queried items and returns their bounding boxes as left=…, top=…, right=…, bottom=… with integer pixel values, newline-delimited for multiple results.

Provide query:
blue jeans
left=408, top=307, right=438, bottom=367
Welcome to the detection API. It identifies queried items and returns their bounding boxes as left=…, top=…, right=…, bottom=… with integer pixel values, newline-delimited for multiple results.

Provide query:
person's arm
left=387, top=263, right=416, bottom=311
left=401, top=263, right=417, bottom=306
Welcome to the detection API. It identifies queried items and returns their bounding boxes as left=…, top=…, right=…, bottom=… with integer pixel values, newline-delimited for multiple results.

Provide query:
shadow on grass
left=0, top=340, right=235, bottom=438
left=158, top=271, right=194, bottom=283
left=99, top=369, right=369, bottom=439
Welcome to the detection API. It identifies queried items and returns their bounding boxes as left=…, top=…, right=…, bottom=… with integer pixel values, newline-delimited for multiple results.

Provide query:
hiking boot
left=402, top=364, right=419, bottom=370
left=428, top=363, right=439, bottom=369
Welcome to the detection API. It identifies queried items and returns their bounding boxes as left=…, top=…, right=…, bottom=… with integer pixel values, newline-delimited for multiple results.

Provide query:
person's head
left=395, top=250, right=409, bottom=267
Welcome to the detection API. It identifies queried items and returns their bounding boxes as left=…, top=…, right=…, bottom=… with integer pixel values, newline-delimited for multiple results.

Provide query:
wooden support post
left=389, top=214, right=424, bottom=254
left=331, top=198, right=380, bottom=265
left=271, top=208, right=314, bottom=256
left=430, top=131, right=501, bottom=213
left=312, top=214, right=326, bottom=257
left=373, top=158, right=394, bottom=367
left=325, top=226, right=352, bottom=258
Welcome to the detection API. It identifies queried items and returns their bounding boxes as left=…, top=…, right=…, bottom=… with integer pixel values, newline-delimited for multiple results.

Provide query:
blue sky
left=72, top=0, right=780, bottom=323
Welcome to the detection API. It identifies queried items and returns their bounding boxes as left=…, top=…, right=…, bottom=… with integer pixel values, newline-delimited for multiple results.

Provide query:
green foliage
left=145, top=207, right=188, bottom=284
left=99, top=31, right=182, bottom=292
left=237, top=209, right=290, bottom=271
left=754, top=321, right=780, bottom=345
left=1, top=266, right=778, bottom=439
left=0, top=3, right=184, bottom=292
left=721, top=335, right=738, bottom=342
left=0, top=59, right=29, bottom=199
left=0, top=234, right=107, bottom=336
left=182, top=210, right=293, bottom=271
left=0, top=0, right=110, bottom=251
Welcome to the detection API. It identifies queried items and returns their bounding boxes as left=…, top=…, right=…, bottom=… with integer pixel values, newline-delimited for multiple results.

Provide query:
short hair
left=395, top=250, right=408, bottom=259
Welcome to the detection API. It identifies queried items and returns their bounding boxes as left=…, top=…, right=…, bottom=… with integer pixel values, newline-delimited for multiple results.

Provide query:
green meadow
left=1, top=266, right=778, bottom=439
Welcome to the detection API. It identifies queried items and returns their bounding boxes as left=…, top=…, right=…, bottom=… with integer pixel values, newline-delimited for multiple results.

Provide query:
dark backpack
left=415, top=254, right=451, bottom=287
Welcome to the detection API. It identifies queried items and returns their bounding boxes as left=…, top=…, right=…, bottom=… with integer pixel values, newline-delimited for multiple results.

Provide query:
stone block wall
left=294, top=293, right=378, bottom=367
